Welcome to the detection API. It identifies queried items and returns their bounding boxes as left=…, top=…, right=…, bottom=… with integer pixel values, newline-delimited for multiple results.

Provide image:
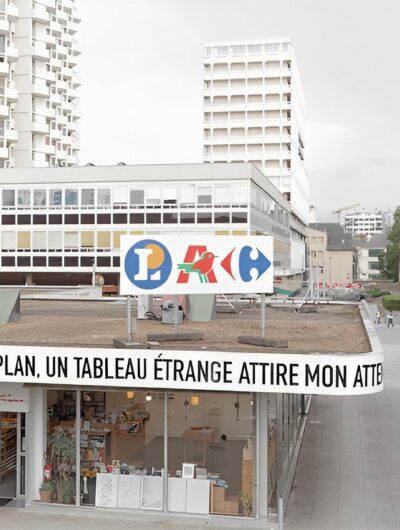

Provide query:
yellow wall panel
left=113, top=231, right=127, bottom=248
left=97, top=231, right=110, bottom=248
left=81, top=231, right=94, bottom=247
left=17, top=231, right=31, bottom=249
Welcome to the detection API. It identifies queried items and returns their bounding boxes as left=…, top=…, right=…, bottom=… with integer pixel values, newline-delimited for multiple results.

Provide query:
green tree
left=385, top=206, right=400, bottom=281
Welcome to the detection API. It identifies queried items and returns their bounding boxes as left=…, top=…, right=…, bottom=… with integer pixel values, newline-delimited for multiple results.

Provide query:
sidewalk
left=285, top=307, right=400, bottom=530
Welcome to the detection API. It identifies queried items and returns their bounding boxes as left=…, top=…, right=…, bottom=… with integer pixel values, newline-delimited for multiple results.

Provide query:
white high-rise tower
left=203, top=39, right=309, bottom=277
left=0, top=0, right=80, bottom=168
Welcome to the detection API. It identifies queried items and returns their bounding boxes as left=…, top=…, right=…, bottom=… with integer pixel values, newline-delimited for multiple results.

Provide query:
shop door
left=0, top=412, right=26, bottom=503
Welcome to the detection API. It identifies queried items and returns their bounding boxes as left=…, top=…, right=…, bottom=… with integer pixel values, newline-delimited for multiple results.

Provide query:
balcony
left=32, top=79, right=49, bottom=97
left=66, top=153, right=77, bottom=165
left=50, top=128, right=62, bottom=140
left=42, top=70, right=56, bottom=83
left=50, top=20, right=62, bottom=35
left=5, top=126, right=18, bottom=143
left=0, top=60, right=9, bottom=76
left=6, top=2, right=18, bottom=21
left=62, top=32, right=73, bottom=45
left=68, top=20, right=79, bottom=33
left=32, top=4, right=50, bottom=23
left=0, top=144, right=8, bottom=158
left=32, top=120, right=49, bottom=134
left=50, top=56, right=62, bottom=69
left=56, top=43, right=68, bottom=57
left=41, top=143, right=55, bottom=155
left=0, top=102, right=9, bottom=117
left=50, top=91, right=61, bottom=104
left=43, top=32, right=57, bottom=47
left=32, top=41, right=50, bottom=61
left=0, top=18, right=10, bottom=34
left=5, top=85, right=17, bottom=102
left=5, top=42, right=18, bottom=62
left=41, top=106, right=56, bottom=119
left=66, top=121, right=77, bottom=132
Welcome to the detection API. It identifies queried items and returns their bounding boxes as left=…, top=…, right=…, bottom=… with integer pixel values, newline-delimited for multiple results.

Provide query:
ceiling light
left=145, top=392, right=152, bottom=402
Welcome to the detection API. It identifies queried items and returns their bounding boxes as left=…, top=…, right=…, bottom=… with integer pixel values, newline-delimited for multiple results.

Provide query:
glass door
left=16, top=413, right=26, bottom=499
left=0, top=412, right=17, bottom=500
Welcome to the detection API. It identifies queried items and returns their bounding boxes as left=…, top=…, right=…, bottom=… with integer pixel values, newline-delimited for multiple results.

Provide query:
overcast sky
left=77, top=0, right=399, bottom=221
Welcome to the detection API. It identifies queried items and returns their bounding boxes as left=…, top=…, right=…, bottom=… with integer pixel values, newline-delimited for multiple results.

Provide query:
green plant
left=383, top=295, right=400, bottom=311
left=239, top=491, right=252, bottom=515
left=48, top=429, right=76, bottom=504
left=367, top=287, right=382, bottom=298
left=40, top=480, right=54, bottom=492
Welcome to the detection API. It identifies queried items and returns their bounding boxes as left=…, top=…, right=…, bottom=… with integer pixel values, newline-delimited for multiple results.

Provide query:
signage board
left=120, top=236, right=273, bottom=295
left=0, top=345, right=383, bottom=396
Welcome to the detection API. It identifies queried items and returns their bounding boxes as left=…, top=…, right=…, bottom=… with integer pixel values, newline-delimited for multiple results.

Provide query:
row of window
left=1, top=211, right=248, bottom=226
left=204, top=43, right=290, bottom=58
left=1, top=184, right=248, bottom=208
left=0, top=256, right=119, bottom=268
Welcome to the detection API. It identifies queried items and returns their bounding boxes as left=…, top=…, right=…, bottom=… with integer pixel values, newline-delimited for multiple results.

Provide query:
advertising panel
left=120, top=235, right=273, bottom=295
left=0, top=345, right=383, bottom=396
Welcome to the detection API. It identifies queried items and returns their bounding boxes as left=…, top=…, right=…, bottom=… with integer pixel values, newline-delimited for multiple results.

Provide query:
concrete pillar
left=26, top=388, right=46, bottom=503
left=25, top=273, right=33, bottom=286
left=138, top=295, right=153, bottom=319
left=258, top=393, right=269, bottom=517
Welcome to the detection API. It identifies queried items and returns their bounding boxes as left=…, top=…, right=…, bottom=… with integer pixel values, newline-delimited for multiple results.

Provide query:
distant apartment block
left=202, top=39, right=309, bottom=277
left=0, top=0, right=80, bottom=168
left=344, top=210, right=392, bottom=236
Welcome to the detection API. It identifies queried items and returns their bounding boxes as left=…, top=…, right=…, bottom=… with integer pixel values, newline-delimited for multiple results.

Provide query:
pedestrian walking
left=374, top=310, right=381, bottom=325
left=387, top=310, right=394, bottom=328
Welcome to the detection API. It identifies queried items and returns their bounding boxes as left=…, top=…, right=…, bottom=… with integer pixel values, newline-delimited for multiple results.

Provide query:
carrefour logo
left=124, top=239, right=172, bottom=290
left=124, top=238, right=271, bottom=291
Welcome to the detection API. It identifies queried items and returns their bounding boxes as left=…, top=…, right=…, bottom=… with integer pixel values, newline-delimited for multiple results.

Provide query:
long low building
left=0, top=163, right=304, bottom=288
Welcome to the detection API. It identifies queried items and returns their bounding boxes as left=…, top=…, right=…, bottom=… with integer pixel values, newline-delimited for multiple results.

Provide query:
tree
left=385, top=206, right=400, bottom=281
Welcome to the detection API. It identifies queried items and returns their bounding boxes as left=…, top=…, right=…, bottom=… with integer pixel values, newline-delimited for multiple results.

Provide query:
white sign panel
left=0, top=382, right=29, bottom=412
left=0, top=345, right=383, bottom=396
left=120, top=236, right=273, bottom=295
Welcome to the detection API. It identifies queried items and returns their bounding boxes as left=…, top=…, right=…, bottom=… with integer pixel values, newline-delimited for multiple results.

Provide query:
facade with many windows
left=0, top=0, right=80, bottom=168
left=0, top=162, right=292, bottom=285
left=202, top=39, right=309, bottom=279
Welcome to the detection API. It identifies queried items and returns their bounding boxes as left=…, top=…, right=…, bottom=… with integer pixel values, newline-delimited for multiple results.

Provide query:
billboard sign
left=120, top=236, right=273, bottom=295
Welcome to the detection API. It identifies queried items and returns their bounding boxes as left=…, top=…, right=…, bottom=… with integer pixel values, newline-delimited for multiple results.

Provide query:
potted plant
left=48, top=428, right=76, bottom=504
left=39, top=480, right=54, bottom=503
left=239, top=491, right=252, bottom=516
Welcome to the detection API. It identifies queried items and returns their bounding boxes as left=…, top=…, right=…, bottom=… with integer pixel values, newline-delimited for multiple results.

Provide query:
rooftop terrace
left=0, top=300, right=370, bottom=354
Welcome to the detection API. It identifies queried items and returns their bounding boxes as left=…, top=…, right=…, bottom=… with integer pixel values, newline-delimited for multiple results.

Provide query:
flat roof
left=0, top=300, right=370, bottom=354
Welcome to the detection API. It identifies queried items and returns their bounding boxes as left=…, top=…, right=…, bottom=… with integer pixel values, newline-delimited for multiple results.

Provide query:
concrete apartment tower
left=0, top=0, right=80, bottom=168
left=203, top=39, right=309, bottom=280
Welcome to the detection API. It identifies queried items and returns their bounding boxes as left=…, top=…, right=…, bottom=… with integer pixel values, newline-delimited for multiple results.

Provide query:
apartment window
left=113, top=256, right=120, bottom=267
left=146, top=212, right=161, bottom=224
left=113, top=188, right=128, bottom=206
left=232, top=45, right=245, bottom=55
left=248, top=44, right=263, bottom=54
left=97, top=189, right=111, bottom=206
left=311, top=251, right=317, bottom=258
left=232, top=212, right=248, bottom=223
left=215, top=46, right=228, bottom=56
left=17, top=215, right=31, bottom=225
left=64, top=257, right=78, bottom=267
left=130, top=189, right=144, bottom=207
left=2, top=257, right=15, bottom=266
left=113, top=213, right=127, bottom=224
left=163, top=213, right=178, bottom=224
left=0, top=35, right=5, bottom=54
left=65, top=189, right=78, bottom=206
left=214, top=212, right=230, bottom=223
left=197, top=212, right=212, bottom=224
left=146, top=189, right=161, bottom=208
left=49, top=189, right=62, bottom=206
left=97, top=213, right=111, bottom=224
left=82, top=189, right=95, bottom=206
left=81, top=257, right=94, bottom=267
left=34, top=189, right=47, bottom=206
left=163, top=188, right=177, bottom=207
left=17, top=232, right=31, bottom=249
left=33, top=256, right=47, bottom=267
left=180, top=186, right=195, bottom=207
left=204, top=47, right=211, bottom=57
left=130, top=213, right=144, bottom=224
left=97, top=232, right=111, bottom=248
left=232, top=184, right=248, bottom=205
left=180, top=212, right=195, bottom=224
left=65, top=232, right=79, bottom=249
left=2, top=190, right=15, bottom=207
left=215, top=185, right=230, bottom=207
left=80, top=214, right=95, bottom=224
left=33, top=215, right=47, bottom=225
left=0, top=1, right=6, bottom=13
left=197, top=186, right=212, bottom=206
left=48, top=232, right=62, bottom=250
left=17, top=256, right=31, bottom=267
left=1, top=232, right=16, bottom=250
left=2, top=215, right=15, bottom=225
left=17, top=190, right=31, bottom=207
left=97, top=256, right=111, bottom=267
left=49, top=214, right=62, bottom=224
left=65, top=214, right=79, bottom=224
left=49, top=257, right=62, bottom=267
left=32, top=232, right=46, bottom=250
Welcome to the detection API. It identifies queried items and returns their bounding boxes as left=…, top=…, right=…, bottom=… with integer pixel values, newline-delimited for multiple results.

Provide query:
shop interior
left=45, top=389, right=255, bottom=516
left=0, top=412, right=17, bottom=503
